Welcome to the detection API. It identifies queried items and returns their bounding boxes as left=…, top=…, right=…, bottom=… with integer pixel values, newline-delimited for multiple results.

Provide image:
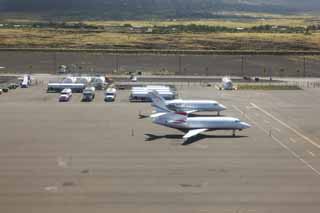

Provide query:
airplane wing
left=185, top=110, right=198, bottom=114
left=150, top=112, right=168, bottom=118
left=183, top=129, right=208, bottom=139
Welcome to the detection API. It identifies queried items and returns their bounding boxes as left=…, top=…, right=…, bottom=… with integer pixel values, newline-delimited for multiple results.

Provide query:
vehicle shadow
left=144, top=133, right=247, bottom=146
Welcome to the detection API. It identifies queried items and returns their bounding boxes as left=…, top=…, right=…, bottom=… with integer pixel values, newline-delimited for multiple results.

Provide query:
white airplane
left=149, top=90, right=226, bottom=115
left=151, top=111, right=250, bottom=140
left=147, top=94, right=250, bottom=140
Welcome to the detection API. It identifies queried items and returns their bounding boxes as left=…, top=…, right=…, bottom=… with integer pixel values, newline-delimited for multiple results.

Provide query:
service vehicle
left=82, top=87, right=95, bottom=102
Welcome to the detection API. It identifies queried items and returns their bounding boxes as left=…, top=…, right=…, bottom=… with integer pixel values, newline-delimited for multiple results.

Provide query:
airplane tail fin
left=148, top=90, right=170, bottom=112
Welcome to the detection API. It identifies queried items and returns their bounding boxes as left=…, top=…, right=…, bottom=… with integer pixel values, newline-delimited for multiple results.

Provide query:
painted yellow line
left=250, top=103, right=320, bottom=149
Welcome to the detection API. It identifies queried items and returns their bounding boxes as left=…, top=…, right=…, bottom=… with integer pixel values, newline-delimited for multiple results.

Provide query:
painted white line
left=308, top=151, right=316, bottom=157
left=232, top=105, right=244, bottom=115
left=253, top=115, right=320, bottom=177
left=250, top=103, right=320, bottom=149
left=234, top=105, right=320, bottom=177
left=289, top=138, right=297, bottom=143
left=271, top=135, right=320, bottom=176
left=232, top=105, right=257, bottom=125
left=232, top=105, right=256, bottom=125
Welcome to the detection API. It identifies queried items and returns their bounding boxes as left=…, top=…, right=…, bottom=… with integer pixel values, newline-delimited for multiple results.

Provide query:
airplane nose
left=241, top=122, right=251, bottom=129
left=219, top=104, right=227, bottom=110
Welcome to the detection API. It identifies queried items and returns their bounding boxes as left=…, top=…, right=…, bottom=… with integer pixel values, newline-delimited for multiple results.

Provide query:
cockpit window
left=235, top=120, right=240, bottom=123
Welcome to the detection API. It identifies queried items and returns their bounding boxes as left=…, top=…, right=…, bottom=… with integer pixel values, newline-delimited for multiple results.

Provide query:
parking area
left=1, top=81, right=320, bottom=213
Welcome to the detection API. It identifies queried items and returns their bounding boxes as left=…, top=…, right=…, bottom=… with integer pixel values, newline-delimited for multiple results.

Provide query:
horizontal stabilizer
left=150, top=112, right=168, bottom=118
left=183, top=129, right=208, bottom=139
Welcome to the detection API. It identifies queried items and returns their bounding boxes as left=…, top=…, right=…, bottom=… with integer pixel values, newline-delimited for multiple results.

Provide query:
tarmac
left=1, top=77, right=320, bottom=212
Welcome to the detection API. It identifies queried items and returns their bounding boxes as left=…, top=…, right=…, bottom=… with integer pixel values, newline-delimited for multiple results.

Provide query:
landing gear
left=232, top=130, right=236, bottom=137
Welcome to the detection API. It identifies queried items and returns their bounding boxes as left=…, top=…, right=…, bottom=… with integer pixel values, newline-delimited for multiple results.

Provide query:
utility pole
left=241, top=56, right=245, bottom=76
left=178, top=55, right=182, bottom=74
left=115, top=54, right=119, bottom=73
left=53, top=52, right=57, bottom=74
left=303, top=56, right=306, bottom=77
left=269, top=67, right=272, bottom=81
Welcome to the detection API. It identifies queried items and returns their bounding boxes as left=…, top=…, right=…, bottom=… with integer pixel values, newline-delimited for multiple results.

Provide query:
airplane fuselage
left=154, top=116, right=250, bottom=131
left=165, top=100, right=226, bottom=113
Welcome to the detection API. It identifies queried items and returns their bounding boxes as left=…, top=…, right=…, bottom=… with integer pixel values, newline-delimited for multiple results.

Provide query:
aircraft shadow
left=144, top=133, right=247, bottom=146
left=144, top=134, right=182, bottom=141
left=188, top=114, right=225, bottom=117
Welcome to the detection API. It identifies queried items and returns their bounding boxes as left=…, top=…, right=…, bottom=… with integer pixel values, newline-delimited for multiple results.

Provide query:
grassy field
left=2, top=13, right=320, bottom=28
left=1, top=14, right=320, bottom=51
left=0, top=28, right=320, bottom=50
left=237, top=84, right=302, bottom=90
left=84, top=18, right=311, bottom=28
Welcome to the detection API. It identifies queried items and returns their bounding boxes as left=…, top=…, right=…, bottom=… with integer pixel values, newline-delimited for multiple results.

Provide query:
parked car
left=82, top=87, right=95, bottom=102
left=8, top=83, right=18, bottom=89
left=59, top=88, right=72, bottom=102
left=104, top=88, right=117, bottom=102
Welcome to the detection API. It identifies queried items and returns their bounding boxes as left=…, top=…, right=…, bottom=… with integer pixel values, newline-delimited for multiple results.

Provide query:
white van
left=104, top=88, right=116, bottom=102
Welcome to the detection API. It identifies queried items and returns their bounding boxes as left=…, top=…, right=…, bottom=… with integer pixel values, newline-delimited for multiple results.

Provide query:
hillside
left=0, top=0, right=319, bottom=20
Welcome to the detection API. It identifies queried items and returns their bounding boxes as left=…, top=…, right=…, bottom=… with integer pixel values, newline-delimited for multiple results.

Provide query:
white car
left=59, top=88, right=72, bottom=102
left=104, top=88, right=117, bottom=102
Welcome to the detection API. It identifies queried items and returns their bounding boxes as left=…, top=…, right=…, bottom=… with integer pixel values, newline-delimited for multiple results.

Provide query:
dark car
left=8, top=83, right=18, bottom=89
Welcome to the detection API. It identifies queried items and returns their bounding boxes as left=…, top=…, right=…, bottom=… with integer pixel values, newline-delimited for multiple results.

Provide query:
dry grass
left=1, top=28, right=320, bottom=50
left=1, top=13, right=318, bottom=28
left=84, top=17, right=313, bottom=28
left=238, top=84, right=302, bottom=90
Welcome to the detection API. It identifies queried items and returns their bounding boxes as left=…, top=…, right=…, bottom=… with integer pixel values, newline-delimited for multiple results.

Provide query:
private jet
left=152, top=111, right=251, bottom=139
left=147, top=91, right=250, bottom=140
left=149, top=90, right=226, bottom=115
